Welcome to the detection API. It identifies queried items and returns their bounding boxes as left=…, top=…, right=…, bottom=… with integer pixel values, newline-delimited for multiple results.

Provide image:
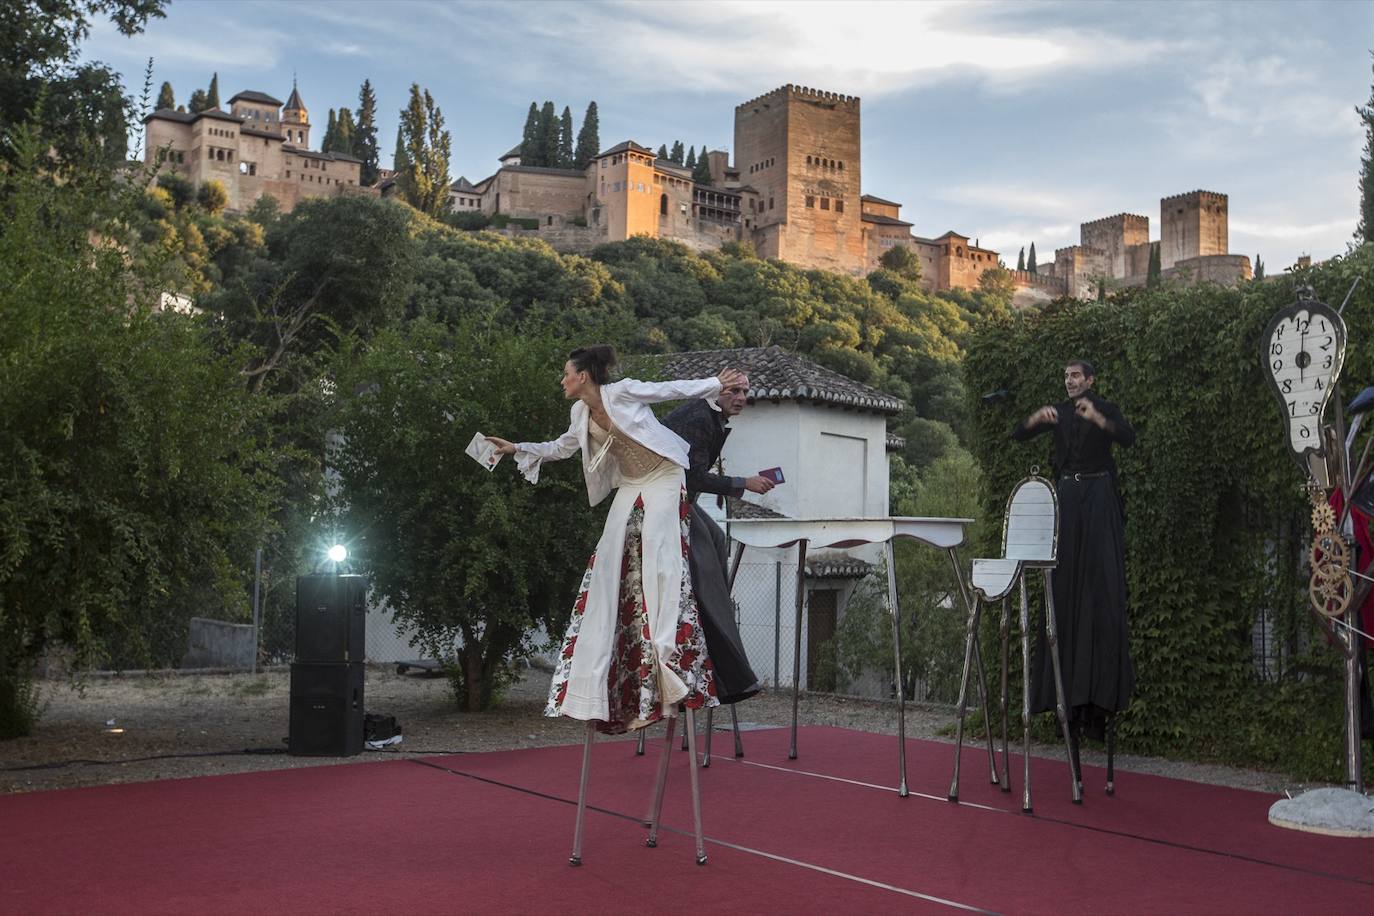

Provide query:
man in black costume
left=663, top=373, right=773, bottom=704
left=1013, top=359, right=1135, bottom=742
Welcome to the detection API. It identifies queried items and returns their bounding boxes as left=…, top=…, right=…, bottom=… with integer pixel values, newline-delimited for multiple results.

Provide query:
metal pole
left=773, top=561, right=782, bottom=688
left=251, top=547, right=262, bottom=675
left=885, top=541, right=909, bottom=797
left=790, top=541, right=808, bottom=760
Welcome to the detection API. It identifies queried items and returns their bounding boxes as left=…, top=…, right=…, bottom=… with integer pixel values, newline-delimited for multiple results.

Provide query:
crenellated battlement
left=1081, top=212, right=1149, bottom=230
left=1161, top=189, right=1227, bottom=204
left=737, top=84, right=860, bottom=110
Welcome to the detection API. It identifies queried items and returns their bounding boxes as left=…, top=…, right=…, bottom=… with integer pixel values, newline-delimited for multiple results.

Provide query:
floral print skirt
left=545, top=463, right=717, bottom=734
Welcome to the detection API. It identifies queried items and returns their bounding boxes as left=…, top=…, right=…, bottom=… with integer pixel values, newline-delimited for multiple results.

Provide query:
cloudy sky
left=89, top=0, right=1371, bottom=270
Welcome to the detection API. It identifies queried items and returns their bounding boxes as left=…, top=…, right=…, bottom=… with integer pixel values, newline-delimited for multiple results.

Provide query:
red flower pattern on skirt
left=545, top=487, right=716, bottom=731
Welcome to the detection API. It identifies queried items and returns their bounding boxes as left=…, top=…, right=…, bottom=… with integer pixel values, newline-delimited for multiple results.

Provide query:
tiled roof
left=861, top=213, right=913, bottom=227
left=597, top=140, right=654, bottom=158
left=143, top=107, right=241, bottom=125
left=284, top=84, right=305, bottom=111
left=860, top=194, right=901, bottom=206
left=285, top=145, right=361, bottom=164
left=501, top=164, right=584, bottom=177
left=499, top=144, right=522, bottom=160
left=227, top=90, right=283, bottom=106
left=240, top=126, right=284, bottom=140
left=656, top=346, right=905, bottom=416
left=886, top=432, right=906, bottom=451
left=654, top=159, right=692, bottom=177
left=451, top=176, right=481, bottom=192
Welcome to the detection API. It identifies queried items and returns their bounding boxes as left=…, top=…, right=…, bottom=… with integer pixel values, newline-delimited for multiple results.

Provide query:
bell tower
left=282, top=78, right=310, bottom=148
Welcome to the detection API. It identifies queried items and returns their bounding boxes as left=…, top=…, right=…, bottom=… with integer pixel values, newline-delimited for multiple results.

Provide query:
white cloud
left=1231, top=217, right=1354, bottom=241
left=85, top=15, right=288, bottom=72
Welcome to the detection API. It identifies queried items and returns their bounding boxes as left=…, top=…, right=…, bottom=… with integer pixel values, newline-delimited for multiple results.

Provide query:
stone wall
left=1160, top=190, right=1228, bottom=269
left=1081, top=213, right=1149, bottom=279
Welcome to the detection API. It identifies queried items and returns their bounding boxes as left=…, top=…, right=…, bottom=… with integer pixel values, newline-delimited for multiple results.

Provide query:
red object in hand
left=759, top=467, right=785, bottom=484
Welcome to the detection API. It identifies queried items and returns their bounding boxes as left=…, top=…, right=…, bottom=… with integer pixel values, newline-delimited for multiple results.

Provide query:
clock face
left=1261, top=300, right=1346, bottom=469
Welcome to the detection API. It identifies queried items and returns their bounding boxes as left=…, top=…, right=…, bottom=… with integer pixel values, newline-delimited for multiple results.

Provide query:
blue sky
left=89, top=0, right=1372, bottom=270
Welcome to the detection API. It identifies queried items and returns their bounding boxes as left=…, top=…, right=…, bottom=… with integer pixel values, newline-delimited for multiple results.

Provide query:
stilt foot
left=788, top=751, right=797, bottom=760
left=644, top=839, right=656, bottom=848
left=696, top=854, right=708, bottom=866
left=1022, top=805, right=1033, bottom=814
left=1000, top=782, right=1012, bottom=793
left=898, top=784, right=909, bottom=798
left=735, top=750, right=744, bottom=758
left=569, top=856, right=581, bottom=867
left=1106, top=782, right=1115, bottom=796
left=947, top=792, right=959, bottom=803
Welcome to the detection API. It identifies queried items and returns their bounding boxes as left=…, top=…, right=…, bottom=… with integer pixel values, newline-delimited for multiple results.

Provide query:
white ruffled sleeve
left=613, top=377, right=723, bottom=409
left=514, top=422, right=580, bottom=485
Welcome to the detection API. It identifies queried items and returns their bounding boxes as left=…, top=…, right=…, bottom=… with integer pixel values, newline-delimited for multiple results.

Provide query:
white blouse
left=515, top=377, right=723, bottom=505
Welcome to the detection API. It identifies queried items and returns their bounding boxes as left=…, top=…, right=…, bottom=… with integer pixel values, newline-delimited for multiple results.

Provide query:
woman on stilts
left=487, top=345, right=743, bottom=864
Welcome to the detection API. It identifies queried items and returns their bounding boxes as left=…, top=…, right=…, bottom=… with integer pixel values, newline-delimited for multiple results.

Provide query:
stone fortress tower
left=734, top=85, right=864, bottom=274
left=1160, top=190, right=1228, bottom=270
left=281, top=81, right=310, bottom=148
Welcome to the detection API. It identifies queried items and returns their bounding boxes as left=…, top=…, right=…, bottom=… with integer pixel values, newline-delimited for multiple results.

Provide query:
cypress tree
left=1255, top=254, right=1265, bottom=280
left=692, top=144, right=713, bottom=184
left=538, top=100, right=558, bottom=168
left=392, top=123, right=408, bottom=172
left=1097, top=277, right=1106, bottom=301
left=206, top=72, right=220, bottom=109
left=670, top=140, right=684, bottom=165
left=573, top=101, right=600, bottom=169
left=1016, top=247, right=1025, bottom=271
left=156, top=81, right=175, bottom=110
left=1146, top=241, right=1162, bottom=287
left=657, top=144, right=668, bottom=160
left=188, top=88, right=209, bottom=113
left=1357, top=53, right=1374, bottom=243
left=331, top=108, right=356, bottom=155
left=356, top=79, right=381, bottom=185
left=323, top=109, right=338, bottom=153
left=397, top=83, right=452, bottom=217
left=558, top=106, right=574, bottom=168
left=684, top=145, right=696, bottom=169
left=520, top=102, right=540, bottom=164
left=1027, top=242, right=1037, bottom=275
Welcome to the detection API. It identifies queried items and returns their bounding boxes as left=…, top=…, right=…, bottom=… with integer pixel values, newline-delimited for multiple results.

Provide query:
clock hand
left=1299, top=321, right=1305, bottom=383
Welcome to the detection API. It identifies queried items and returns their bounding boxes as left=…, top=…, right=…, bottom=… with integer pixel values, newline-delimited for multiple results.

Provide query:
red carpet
left=1, top=726, right=1368, bottom=915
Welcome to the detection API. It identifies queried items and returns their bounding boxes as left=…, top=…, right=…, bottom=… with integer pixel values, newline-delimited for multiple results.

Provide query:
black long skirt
left=686, top=503, right=760, bottom=705
left=1030, top=475, right=1134, bottom=726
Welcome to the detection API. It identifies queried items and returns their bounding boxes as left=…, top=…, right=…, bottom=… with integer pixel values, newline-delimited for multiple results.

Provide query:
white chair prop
left=948, top=472, right=1083, bottom=812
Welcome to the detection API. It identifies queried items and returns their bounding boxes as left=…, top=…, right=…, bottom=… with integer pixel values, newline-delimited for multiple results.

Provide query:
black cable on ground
left=0, top=748, right=288, bottom=773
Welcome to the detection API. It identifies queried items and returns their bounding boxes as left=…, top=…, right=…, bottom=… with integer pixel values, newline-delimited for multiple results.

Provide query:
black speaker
left=295, top=574, right=367, bottom=663
left=288, top=662, right=364, bottom=756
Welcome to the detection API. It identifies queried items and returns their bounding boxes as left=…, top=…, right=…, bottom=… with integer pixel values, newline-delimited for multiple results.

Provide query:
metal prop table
left=725, top=516, right=993, bottom=796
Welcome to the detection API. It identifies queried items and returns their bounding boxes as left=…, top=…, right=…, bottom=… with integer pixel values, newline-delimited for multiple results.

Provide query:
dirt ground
left=0, top=666, right=1294, bottom=796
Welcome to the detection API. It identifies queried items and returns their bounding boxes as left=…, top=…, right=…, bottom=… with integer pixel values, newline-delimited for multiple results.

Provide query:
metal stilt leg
left=1105, top=716, right=1116, bottom=796
left=570, top=721, right=595, bottom=866
left=885, top=541, right=909, bottom=797
left=1043, top=569, right=1083, bottom=804
left=645, top=717, right=677, bottom=844
left=725, top=541, right=748, bottom=762
left=789, top=540, right=808, bottom=760
left=684, top=707, right=708, bottom=865
left=947, top=587, right=983, bottom=802
left=731, top=704, right=744, bottom=758
left=702, top=707, right=713, bottom=768
left=1019, top=576, right=1033, bottom=813
left=681, top=719, right=690, bottom=752
left=972, top=632, right=1001, bottom=787
left=999, top=594, right=1012, bottom=794
left=635, top=729, right=645, bottom=756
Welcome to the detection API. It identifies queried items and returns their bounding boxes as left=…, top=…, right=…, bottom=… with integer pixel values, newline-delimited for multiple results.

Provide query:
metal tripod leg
left=684, top=707, right=708, bottom=865
left=1044, top=569, right=1083, bottom=804
left=789, top=540, right=808, bottom=760
left=570, top=721, right=595, bottom=866
left=645, top=716, right=677, bottom=844
left=999, top=594, right=1012, bottom=794
left=635, top=729, right=645, bottom=756
left=1019, top=576, right=1033, bottom=813
left=731, top=704, right=743, bottom=757
left=703, top=707, right=714, bottom=767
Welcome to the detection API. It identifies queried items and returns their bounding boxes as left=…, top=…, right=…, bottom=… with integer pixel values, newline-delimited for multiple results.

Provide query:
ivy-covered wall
left=964, top=244, right=1374, bottom=780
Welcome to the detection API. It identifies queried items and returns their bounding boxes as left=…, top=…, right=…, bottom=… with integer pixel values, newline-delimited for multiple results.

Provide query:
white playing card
left=465, top=432, right=503, bottom=471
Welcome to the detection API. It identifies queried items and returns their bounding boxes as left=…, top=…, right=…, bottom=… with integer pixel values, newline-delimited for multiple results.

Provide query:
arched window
left=660, top=193, right=668, bottom=216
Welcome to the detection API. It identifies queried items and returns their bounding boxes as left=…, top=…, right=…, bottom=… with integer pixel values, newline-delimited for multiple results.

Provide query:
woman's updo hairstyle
left=568, top=344, right=618, bottom=385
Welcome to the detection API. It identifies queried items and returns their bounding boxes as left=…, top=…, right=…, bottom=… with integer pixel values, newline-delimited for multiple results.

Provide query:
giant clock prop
left=1260, top=284, right=1372, bottom=830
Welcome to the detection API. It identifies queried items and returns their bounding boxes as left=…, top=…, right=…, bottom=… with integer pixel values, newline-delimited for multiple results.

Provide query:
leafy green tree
left=977, top=265, right=1015, bottom=313
left=692, top=144, right=713, bottom=184
left=669, top=140, right=684, bottom=165
left=155, top=80, right=174, bottom=109
left=1027, top=241, right=1037, bottom=274
left=197, top=178, right=228, bottom=214
left=0, top=130, right=280, bottom=733
left=573, top=101, right=599, bottom=169
left=355, top=79, right=380, bottom=185
left=330, top=321, right=604, bottom=710
left=206, top=71, right=219, bottom=109
left=1358, top=52, right=1374, bottom=242
left=558, top=105, right=574, bottom=168
left=879, top=244, right=922, bottom=281
left=156, top=171, right=194, bottom=209
left=520, top=102, right=539, bottom=164
left=538, top=100, right=558, bottom=169
left=0, top=0, right=166, bottom=169
left=1016, top=247, right=1025, bottom=271
left=392, top=123, right=407, bottom=172
left=187, top=88, right=208, bottom=113
left=330, top=107, right=356, bottom=156
left=1146, top=241, right=1162, bottom=287
left=1097, top=276, right=1107, bottom=301
left=397, top=84, right=451, bottom=216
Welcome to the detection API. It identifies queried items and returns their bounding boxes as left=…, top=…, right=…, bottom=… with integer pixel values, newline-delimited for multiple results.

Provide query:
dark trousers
left=686, top=503, right=760, bottom=705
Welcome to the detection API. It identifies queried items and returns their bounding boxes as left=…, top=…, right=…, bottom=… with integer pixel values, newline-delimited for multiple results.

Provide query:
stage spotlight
left=328, top=544, right=348, bottom=563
